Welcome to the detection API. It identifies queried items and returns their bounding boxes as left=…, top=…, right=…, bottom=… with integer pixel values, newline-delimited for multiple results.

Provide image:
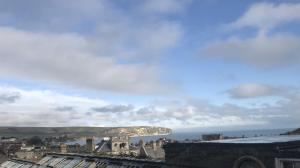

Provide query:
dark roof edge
left=45, top=152, right=165, bottom=164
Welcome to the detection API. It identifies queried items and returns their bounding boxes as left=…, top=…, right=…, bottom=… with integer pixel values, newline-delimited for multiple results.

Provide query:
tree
left=27, top=136, right=43, bottom=146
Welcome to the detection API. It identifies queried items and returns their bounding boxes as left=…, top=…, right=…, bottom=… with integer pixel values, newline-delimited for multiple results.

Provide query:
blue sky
left=0, top=0, right=300, bottom=131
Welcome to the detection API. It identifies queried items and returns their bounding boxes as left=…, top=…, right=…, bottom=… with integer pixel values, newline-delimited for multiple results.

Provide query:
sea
left=130, top=128, right=294, bottom=143
left=66, top=128, right=295, bottom=145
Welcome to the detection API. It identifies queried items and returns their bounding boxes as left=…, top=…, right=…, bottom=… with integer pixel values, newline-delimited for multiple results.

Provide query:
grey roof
left=206, top=135, right=300, bottom=144
left=95, top=140, right=111, bottom=153
left=0, top=160, right=34, bottom=168
left=0, top=153, right=166, bottom=168
left=140, top=146, right=165, bottom=159
left=36, top=156, right=52, bottom=165
left=74, top=160, right=94, bottom=168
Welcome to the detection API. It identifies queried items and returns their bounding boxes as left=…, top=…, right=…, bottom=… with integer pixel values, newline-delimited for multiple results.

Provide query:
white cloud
left=0, top=1, right=185, bottom=94
left=0, top=26, right=174, bottom=94
left=230, top=2, right=300, bottom=31
left=0, top=0, right=184, bottom=60
left=0, top=85, right=299, bottom=129
left=129, top=101, right=267, bottom=129
left=203, top=33, right=300, bottom=67
left=227, top=83, right=279, bottom=99
left=0, top=86, right=108, bottom=126
left=202, top=2, right=300, bottom=67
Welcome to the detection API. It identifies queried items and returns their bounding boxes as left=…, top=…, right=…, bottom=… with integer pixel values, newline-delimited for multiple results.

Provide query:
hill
left=0, top=126, right=171, bottom=138
left=284, top=128, right=300, bottom=135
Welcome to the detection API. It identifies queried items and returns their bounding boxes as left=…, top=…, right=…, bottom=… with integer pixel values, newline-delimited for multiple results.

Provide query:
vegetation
left=27, top=136, right=44, bottom=146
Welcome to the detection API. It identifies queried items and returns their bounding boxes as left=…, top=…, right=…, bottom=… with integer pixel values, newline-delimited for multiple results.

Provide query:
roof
left=0, top=153, right=166, bottom=168
left=205, top=135, right=300, bottom=144
left=0, top=159, right=35, bottom=168
left=95, top=140, right=111, bottom=153
left=140, top=146, right=165, bottom=159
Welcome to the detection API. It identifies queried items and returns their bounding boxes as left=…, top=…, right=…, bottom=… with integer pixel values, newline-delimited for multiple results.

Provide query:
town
left=0, top=128, right=300, bottom=167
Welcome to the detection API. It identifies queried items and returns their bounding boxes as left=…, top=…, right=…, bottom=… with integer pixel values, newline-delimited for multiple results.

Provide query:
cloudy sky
left=0, top=0, right=299, bottom=131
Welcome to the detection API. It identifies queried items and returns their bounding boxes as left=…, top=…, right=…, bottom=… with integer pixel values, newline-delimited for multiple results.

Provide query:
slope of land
left=0, top=126, right=171, bottom=138
left=285, top=128, right=300, bottom=135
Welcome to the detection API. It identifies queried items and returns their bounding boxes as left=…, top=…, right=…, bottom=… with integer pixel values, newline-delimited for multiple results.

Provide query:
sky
left=0, top=0, right=300, bottom=131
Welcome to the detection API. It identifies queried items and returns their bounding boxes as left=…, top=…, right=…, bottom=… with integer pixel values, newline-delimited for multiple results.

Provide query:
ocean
left=130, top=128, right=294, bottom=143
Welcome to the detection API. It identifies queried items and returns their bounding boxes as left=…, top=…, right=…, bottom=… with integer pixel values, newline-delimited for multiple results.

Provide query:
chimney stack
left=156, top=139, right=163, bottom=147
left=60, top=144, right=67, bottom=154
left=138, top=139, right=145, bottom=147
left=86, top=137, right=95, bottom=153
left=151, top=141, right=156, bottom=151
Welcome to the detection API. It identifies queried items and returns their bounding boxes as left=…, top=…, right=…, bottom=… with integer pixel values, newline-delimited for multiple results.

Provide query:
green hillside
left=286, top=128, right=300, bottom=135
left=0, top=126, right=171, bottom=138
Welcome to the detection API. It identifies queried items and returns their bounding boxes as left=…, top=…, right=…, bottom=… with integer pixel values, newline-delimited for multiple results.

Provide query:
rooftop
left=0, top=153, right=166, bottom=168
left=205, top=135, right=300, bottom=144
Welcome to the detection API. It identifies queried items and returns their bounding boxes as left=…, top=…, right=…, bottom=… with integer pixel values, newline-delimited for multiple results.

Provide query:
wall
left=164, top=142, right=279, bottom=168
left=111, top=136, right=129, bottom=154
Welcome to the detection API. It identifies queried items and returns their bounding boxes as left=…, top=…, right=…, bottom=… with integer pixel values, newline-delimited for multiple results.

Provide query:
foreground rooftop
left=205, top=135, right=300, bottom=144
left=0, top=153, right=167, bottom=168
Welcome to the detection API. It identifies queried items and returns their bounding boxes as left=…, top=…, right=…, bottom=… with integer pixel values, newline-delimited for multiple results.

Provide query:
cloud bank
left=0, top=0, right=186, bottom=94
left=0, top=26, right=178, bottom=94
left=0, top=86, right=298, bottom=129
left=203, top=2, right=300, bottom=68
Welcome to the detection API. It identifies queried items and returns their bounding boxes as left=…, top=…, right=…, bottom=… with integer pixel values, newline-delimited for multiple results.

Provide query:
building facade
left=164, top=135, right=300, bottom=168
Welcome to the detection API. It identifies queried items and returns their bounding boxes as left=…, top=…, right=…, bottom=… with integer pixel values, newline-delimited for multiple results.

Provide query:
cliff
left=104, top=126, right=171, bottom=136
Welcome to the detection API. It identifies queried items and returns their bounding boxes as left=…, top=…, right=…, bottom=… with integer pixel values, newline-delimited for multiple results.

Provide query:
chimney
left=138, top=139, right=145, bottom=147
left=86, top=137, right=95, bottom=153
left=156, top=140, right=163, bottom=147
left=151, top=141, right=156, bottom=151
left=60, top=144, right=67, bottom=154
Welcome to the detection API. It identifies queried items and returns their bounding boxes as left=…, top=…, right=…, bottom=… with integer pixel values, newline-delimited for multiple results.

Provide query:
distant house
left=46, top=143, right=84, bottom=154
left=20, top=146, right=34, bottom=151
left=1, top=137, right=17, bottom=143
left=202, top=134, right=223, bottom=141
